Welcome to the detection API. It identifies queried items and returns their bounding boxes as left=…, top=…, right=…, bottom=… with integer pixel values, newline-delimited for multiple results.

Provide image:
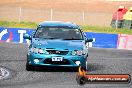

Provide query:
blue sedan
left=23, top=21, right=93, bottom=71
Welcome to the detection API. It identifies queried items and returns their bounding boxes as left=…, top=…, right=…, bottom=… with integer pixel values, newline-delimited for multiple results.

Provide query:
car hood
left=32, top=38, right=85, bottom=50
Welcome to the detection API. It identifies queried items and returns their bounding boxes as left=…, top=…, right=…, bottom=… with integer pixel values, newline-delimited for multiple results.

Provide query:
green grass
left=82, top=25, right=132, bottom=34
left=0, top=21, right=38, bottom=29
left=0, top=21, right=132, bottom=34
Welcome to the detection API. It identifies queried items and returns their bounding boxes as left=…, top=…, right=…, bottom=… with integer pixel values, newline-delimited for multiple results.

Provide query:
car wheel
left=82, top=61, right=87, bottom=71
left=26, top=62, right=34, bottom=71
left=76, top=75, right=87, bottom=85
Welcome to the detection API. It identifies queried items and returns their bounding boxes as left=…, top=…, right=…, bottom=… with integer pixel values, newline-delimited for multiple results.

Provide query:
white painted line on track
left=0, top=67, right=10, bottom=80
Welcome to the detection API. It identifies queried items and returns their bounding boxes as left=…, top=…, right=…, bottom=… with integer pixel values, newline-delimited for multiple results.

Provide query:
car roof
left=38, top=21, right=80, bottom=29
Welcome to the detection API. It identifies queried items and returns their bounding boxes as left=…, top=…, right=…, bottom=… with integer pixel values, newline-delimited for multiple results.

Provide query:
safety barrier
left=0, top=27, right=132, bottom=50
left=85, top=32, right=118, bottom=48
left=118, top=34, right=132, bottom=50
left=0, top=27, right=32, bottom=43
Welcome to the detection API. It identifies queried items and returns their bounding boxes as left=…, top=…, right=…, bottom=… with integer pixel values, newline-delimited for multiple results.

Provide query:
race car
left=23, top=21, right=93, bottom=71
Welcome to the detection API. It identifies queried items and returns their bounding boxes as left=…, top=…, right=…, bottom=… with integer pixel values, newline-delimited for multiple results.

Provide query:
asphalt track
left=0, top=42, right=132, bottom=88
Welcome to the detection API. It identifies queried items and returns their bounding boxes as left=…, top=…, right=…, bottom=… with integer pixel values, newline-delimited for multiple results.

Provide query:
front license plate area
left=52, top=57, right=63, bottom=61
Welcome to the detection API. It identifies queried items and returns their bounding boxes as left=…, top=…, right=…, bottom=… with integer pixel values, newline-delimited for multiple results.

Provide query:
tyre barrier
left=111, top=20, right=123, bottom=28
left=111, top=20, right=132, bottom=29
left=122, top=20, right=132, bottom=29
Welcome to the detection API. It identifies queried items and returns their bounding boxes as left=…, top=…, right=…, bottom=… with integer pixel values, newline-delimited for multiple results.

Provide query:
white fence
left=0, top=6, right=112, bottom=26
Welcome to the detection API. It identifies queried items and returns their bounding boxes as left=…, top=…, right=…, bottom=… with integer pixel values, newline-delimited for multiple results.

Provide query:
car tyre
left=82, top=61, right=87, bottom=71
left=76, top=75, right=87, bottom=85
left=26, top=62, right=34, bottom=71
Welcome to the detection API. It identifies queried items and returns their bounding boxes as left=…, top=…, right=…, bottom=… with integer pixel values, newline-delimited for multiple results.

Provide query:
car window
left=33, top=26, right=83, bottom=40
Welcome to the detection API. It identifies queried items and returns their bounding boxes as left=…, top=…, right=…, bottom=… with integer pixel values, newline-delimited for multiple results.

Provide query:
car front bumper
left=27, top=52, right=87, bottom=67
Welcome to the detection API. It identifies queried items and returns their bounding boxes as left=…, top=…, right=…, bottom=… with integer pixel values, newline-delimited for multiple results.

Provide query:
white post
left=19, top=7, right=22, bottom=23
left=50, top=8, right=53, bottom=21
left=116, top=12, right=118, bottom=29
left=82, top=11, right=85, bottom=25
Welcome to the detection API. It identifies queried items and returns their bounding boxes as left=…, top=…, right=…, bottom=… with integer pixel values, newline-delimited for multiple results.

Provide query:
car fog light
left=34, top=59, right=39, bottom=63
left=75, top=61, right=81, bottom=66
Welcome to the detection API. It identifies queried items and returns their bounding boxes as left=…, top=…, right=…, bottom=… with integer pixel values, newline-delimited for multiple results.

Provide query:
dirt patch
left=0, top=0, right=131, bottom=26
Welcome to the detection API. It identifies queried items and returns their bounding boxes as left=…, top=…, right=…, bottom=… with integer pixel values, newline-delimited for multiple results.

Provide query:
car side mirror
left=23, top=34, right=31, bottom=40
left=86, top=38, right=93, bottom=42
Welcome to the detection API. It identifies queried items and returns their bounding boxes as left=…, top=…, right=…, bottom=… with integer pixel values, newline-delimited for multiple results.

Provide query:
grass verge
left=0, top=21, right=132, bottom=34
left=82, top=25, right=132, bottom=34
left=0, top=21, right=38, bottom=29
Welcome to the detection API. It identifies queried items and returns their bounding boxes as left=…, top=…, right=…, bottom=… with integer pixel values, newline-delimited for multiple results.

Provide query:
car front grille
left=46, top=50, right=69, bottom=55
left=43, top=58, right=70, bottom=65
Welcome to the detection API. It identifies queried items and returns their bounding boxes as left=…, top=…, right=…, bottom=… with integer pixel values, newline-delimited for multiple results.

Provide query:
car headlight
left=72, top=50, right=86, bottom=56
left=30, top=47, right=45, bottom=54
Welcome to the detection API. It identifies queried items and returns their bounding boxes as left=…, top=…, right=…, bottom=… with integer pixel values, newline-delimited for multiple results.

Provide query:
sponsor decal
left=76, top=66, right=131, bottom=85
left=0, top=27, right=33, bottom=43
left=0, top=29, right=13, bottom=42
left=18, top=30, right=30, bottom=43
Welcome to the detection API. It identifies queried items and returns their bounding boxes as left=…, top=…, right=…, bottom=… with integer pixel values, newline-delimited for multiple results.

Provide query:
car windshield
left=33, top=26, right=83, bottom=40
